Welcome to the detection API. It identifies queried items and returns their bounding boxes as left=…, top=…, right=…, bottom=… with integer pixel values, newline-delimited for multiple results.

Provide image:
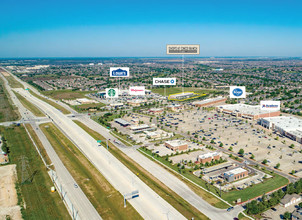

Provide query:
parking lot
left=159, top=108, right=302, bottom=174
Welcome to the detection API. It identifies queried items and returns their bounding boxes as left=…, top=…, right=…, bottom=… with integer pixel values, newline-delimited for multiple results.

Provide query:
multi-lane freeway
left=76, top=115, right=246, bottom=220
left=15, top=88, right=185, bottom=220
left=2, top=67, right=250, bottom=220
left=0, top=72, right=102, bottom=220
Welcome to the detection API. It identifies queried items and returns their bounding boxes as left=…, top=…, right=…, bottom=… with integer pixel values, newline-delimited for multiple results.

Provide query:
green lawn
left=0, top=78, right=19, bottom=122
left=5, top=75, right=24, bottom=88
left=223, top=168, right=289, bottom=203
left=139, top=147, right=229, bottom=208
left=29, top=91, right=71, bottom=114
left=0, top=125, right=70, bottom=220
left=41, top=89, right=91, bottom=100
left=151, top=87, right=214, bottom=96
left=139, top=147, right=289, bottom=205
left=71, top=103, right=106, bottom=112
left=14, top=92, right=45, bottom=117
left=73, top=120, right=209, bottom=220
left=40, top=122, right=142, bottom=220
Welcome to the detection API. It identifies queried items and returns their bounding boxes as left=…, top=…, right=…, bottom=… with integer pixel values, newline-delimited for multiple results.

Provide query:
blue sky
left=1, top=0, right=301, bottom=57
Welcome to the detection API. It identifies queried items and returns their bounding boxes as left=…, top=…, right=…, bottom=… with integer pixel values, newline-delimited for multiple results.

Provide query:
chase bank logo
left=232, top=88, right=243, bottom=97
left=112, top=68, right=128, bottom=77
left=170, top=79, right=175, bottom=84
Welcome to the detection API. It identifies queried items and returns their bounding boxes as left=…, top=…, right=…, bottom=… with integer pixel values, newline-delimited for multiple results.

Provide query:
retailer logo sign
left=153, top=78, right=176, bottom=86
left=129, top=86, right=145, bottom=96
left=260, top=101, right=280, bottom=110
left=106, top=88, right=119, bottom=98
left=230, top=86, right=246, bottom=98
left=110, top=67, right=129, bottom=77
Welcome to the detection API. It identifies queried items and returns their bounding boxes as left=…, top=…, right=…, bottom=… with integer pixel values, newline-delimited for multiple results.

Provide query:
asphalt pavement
left=15, top=88, right=185, bottom=220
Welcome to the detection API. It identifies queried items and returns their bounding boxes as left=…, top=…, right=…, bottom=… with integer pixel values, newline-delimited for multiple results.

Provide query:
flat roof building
left=217, top=104, right=280, bottom=120
left=114, top=118, right=130, bottom=127
left=259, top=116, right=302, bottom=143
left=130, top=124, right=151, bottom=132
left=127, top=99, right=146, bottom=106
left=169, top=92, right=194, bottom=100
left=224, top=167, right=248, bottom=182
left=197, top=151, right=221, bottom=164
left=165, top=140, right=188, bottom=151
left=193, top=97, right=227, bottom=107
left=76, top=98, right=98, bottom=105
left=149, top=108, right=164, bottom=115
left=167, top=104, right=184, bottom=112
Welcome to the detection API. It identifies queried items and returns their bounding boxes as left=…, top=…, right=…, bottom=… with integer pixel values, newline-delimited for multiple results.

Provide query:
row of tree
left=246, top=178, right=302, bottom=215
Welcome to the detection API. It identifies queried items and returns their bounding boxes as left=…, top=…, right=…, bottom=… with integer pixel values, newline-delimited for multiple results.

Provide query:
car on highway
left=74, top=183, right=78, bottom=188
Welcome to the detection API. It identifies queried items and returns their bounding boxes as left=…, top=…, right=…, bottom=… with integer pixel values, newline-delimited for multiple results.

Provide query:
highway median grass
left=40, top=122, right=142, bottom=220
left=74, top=120, right=209, bottom=220
left=0, top=77, right=19, bottom=122
left=0, top=125, right=70, bottom=220
left=14, top=92, right=45, bottom=117
left=29, top=91, right=71, bottom=114
left=24, top=124, right=52, bottom=166
left=4, top=75, right=24, bottom=88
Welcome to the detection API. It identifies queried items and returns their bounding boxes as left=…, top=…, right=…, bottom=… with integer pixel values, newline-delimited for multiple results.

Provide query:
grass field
left=41, top=90, right=91, bottom=100
left=40, top=122, right=142, bottom=220
left=5, top=75, right=24, bottom=88
left=72, top=103, right=106, bottom=112
left=14, top=92, right=45, bottom=117
left=29, top=91, right=71, bottom=114
left=223, top=167, right=289, bottom=203
left=0, top=78, right=19, bottom=122
left=139, top=147, right=289, bottom=205
left=0, top=125, right=70, bottom=220
left=25, top=124, right=52, bottom=166
left=74, top=120, right=209, bottom=220
left=151, top=87, right=214, bottom=96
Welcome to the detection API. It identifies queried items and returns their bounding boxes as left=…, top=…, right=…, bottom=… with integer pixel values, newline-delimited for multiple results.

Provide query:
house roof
left=280, top=194, right=301, bottom=205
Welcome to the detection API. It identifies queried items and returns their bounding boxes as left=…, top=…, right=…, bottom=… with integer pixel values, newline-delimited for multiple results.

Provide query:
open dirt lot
left=0, top=164, right=22, bottom=220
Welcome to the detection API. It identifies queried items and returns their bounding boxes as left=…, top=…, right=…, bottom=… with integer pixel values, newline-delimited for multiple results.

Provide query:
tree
left=238, top=148, right=244, bottom=156
left=262, top=159, right=268, bottom=165
left=228, top=146, right=233, bottom=151
left=219, top=143, right=223, bottom=147
left=275, top=163, right=280, bottom=169
left=250, top=154, right=255, bottom=159
left=283, top=212, right=291, bottom=220
left=289, top=144, right=295, bottom=148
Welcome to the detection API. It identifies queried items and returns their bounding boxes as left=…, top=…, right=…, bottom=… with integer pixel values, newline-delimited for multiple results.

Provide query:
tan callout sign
left=166, top=44, right=200, bottom=55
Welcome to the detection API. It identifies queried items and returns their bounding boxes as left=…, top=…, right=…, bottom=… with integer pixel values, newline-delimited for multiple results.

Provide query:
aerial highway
left=15, top=88, right=185, bottom=220
left=0, top=73, right=102, bottom=220
left=76, top=115, right=247, bottom=220
left=0, top=67, right=77, bottom=114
